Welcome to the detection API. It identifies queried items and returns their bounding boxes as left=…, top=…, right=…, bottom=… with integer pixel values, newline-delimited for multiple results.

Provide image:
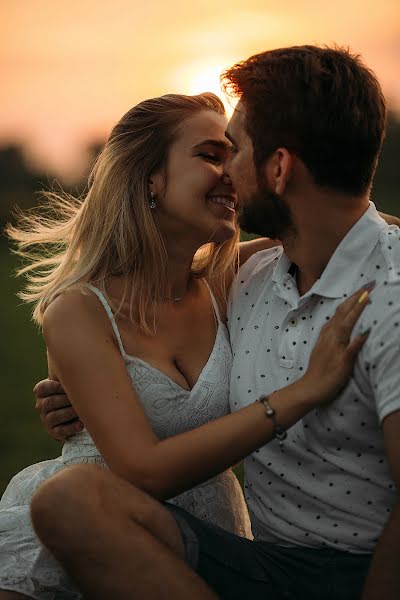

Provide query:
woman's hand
left=34, top=379, right=83, bottom=441
left=302, top=282, right=374, bottom=405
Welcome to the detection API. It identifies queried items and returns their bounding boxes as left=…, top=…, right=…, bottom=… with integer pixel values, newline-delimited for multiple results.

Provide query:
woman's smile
left=206, top=194, right=237, bottom=212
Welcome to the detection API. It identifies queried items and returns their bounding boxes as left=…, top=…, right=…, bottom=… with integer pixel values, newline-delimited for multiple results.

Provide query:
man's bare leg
left=31, top=465, right=217, bottom=600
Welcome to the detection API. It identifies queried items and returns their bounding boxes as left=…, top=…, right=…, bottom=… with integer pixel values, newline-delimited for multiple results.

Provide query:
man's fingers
left=33, top=379, right=81, bottom=442
left=33, top=379, right=64, bottom=398
left=45, top=407, right=79, bottom=429
left=35, top=394, right=71, bottom=414
left=52, top=422, right=83, bottom=441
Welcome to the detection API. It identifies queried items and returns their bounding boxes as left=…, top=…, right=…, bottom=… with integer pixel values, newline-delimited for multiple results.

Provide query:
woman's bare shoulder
left=42, top=287, right=108, bottom=338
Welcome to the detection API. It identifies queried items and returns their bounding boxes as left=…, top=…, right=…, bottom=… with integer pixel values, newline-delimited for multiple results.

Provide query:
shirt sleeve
left=363, top=282, right=400, bottom=422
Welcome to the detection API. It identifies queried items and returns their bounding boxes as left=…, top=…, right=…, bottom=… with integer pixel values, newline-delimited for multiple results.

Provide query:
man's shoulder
left=377, top=224, right=400, bottom=277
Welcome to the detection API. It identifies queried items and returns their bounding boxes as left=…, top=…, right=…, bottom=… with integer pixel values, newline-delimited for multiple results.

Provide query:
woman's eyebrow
left=191, top=139, right=231, bottom=150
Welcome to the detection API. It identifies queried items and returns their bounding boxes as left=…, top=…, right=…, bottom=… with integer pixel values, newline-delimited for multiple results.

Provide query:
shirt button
left=289, top=318, right=298, bottom=327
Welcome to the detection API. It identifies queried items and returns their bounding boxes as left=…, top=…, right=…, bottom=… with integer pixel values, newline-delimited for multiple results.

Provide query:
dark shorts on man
left=166, top=503, right=372, bottom=600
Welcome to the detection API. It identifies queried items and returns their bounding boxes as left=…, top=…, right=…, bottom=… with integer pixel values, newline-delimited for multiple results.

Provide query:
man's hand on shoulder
left=34, top=379, right=83, bottom=441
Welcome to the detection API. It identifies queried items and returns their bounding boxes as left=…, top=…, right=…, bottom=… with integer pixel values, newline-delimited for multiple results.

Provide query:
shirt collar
left=272, top=202, right=387, bottom=299
left=271, top=250, right=292, bottom=285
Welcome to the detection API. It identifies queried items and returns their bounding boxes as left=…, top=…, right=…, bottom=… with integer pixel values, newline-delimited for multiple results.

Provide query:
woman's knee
left=31, top=464, right=183, bottom=557
left=30, top=464, right=108, bottom=543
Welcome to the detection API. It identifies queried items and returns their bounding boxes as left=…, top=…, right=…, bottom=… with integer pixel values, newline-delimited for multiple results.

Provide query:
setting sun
left=1, top=0, right=399, bottom=177
left=172, top=60, right=238, bottom=116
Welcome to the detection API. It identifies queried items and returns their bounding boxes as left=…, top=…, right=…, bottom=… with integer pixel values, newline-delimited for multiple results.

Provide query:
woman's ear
left=148, top=176, right=156, bottom=193
left=148, top=170, right=165, bottom=197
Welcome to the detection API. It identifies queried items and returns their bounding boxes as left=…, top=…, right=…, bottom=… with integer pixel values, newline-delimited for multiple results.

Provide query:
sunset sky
left=1, top=0, right=399, bottom=179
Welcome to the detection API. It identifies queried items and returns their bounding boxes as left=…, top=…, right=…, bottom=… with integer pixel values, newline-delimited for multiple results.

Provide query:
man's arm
left=360, top=281, right=400, bottom=600
left=362, top=410, right=400, bottom=600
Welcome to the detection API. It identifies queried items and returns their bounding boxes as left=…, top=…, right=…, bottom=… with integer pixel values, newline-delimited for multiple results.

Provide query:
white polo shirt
left=228, top=203, right=400, bottom=553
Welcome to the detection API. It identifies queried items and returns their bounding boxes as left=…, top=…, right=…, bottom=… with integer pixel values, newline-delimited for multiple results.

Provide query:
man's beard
left=238, top=184, right=294, bottom=240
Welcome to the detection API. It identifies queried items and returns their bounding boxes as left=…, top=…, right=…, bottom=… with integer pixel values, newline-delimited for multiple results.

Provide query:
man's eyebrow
left=191, top=139, right=231, bottom=150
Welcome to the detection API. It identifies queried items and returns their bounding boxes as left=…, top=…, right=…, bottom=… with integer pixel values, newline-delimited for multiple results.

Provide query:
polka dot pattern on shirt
left=228, top=205, right=400, bottom=552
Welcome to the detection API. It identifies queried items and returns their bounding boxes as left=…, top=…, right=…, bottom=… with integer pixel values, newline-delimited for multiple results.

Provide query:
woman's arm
left=239, top=237, right=281, bottom=266
left=238, top=212, right=400, bottom=267
left=378, top=211, right=400, bottom=227
left=43, top=286, right=370, bottom=501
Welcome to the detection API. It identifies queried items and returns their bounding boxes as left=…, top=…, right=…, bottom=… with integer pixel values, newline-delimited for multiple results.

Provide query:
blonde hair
left=6, top=93, right=239, bottom=333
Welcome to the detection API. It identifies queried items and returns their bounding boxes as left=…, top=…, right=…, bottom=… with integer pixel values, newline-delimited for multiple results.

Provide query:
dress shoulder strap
left=85, top=284, right=127, bottom=357
left=203, top=280, right=223, bottom=326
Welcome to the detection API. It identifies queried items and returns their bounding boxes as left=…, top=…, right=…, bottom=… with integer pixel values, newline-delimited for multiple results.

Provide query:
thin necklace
left=159, top=294, right=185, bottom=302
left=159, top=278, right=191, bottom=302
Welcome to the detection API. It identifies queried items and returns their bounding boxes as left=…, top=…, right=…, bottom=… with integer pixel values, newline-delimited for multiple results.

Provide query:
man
left=32, top=46, right=400, bottom=599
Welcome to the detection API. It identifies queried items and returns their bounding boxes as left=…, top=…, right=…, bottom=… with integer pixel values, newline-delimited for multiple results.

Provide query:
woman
left=0, top=92, right=370, bottom=599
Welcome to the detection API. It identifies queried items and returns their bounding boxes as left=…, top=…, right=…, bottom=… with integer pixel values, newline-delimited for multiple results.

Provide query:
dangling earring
left=149, top=191, right=157, bottom=209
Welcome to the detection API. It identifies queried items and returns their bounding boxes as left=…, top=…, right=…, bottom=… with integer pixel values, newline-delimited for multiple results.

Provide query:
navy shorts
left=166, top=503, right=372, bottom=600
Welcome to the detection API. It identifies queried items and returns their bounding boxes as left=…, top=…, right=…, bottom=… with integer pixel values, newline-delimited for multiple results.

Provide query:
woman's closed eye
left=199, top=152, right=222, bottom=164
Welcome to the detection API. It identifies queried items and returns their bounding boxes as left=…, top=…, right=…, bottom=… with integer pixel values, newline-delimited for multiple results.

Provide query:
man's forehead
left=226, top=103, right=246, bottom=140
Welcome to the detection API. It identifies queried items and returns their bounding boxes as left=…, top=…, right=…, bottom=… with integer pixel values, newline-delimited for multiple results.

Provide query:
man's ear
left=263, top=148, right=294, bottom=195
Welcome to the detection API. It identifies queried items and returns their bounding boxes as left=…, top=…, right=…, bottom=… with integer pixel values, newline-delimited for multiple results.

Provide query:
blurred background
left=1, top=0, right=399, bottom=494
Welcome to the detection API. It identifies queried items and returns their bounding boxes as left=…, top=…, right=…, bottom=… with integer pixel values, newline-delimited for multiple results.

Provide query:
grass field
left=0, top=238, right=60, bottom=494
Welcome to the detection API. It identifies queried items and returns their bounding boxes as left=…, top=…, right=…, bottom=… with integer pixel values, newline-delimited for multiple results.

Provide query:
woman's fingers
left=346, top=329, right=370, bottom=359
left=329, top=282, right=375, bottom=343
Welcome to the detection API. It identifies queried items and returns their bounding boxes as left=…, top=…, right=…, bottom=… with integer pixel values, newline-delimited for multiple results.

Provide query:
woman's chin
left=209, top=221, right=238, bottom=244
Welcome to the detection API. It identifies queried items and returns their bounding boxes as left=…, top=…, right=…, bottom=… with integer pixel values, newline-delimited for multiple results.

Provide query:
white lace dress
left=0, top=285, right=251, bottom=599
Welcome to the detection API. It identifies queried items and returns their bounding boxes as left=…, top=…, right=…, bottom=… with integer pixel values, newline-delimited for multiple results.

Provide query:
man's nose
left=221, top=173, right=232, bottom=185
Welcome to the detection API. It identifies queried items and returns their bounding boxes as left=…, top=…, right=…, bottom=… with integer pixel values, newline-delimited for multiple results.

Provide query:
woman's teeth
left=208, top=196, right=235, bottom=210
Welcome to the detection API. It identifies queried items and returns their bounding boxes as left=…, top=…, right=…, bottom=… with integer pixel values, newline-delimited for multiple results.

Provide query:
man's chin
left=238, top=194, right=293, bottom=240
left=238, top=210, right=279, bottom=239
left=239, top=219, right=265, bottom=237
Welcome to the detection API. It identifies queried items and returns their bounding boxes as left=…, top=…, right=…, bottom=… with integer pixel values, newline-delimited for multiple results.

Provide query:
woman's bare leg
left=31, top=464, right=217, bottom=600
